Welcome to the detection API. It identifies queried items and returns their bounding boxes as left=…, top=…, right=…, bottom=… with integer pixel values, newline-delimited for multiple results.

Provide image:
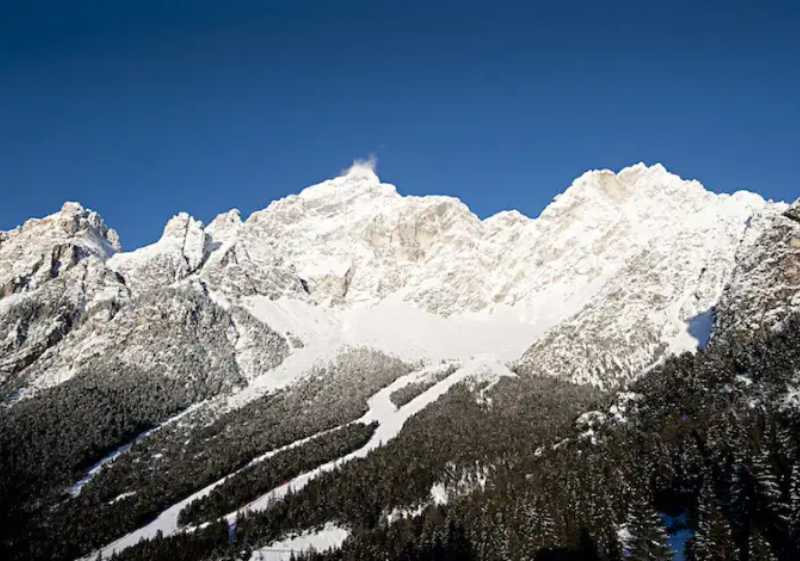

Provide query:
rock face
left=0, top=163, right=788, bottom=397
left=713, top=199, right=800, bottom=343
left=0, top=205, right=289, bottom=400
left=0, top=203, right=127, bottom=387
left=107, top=213, right=209, bottom=294
left=15, top=282, right=289, bottom=399
left=0, top=201, right=120, bottom=297
left=513, top=166, right=771, bottom=387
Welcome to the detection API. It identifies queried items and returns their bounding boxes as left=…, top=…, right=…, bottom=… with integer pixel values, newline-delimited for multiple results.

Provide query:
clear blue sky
left=2, top=1, right=798, bottom=249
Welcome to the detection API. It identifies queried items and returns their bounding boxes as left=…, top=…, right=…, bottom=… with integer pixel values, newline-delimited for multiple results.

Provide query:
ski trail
left=81, top=362, right=458, bottom=561
left=249, top=523, right=350, bottom=561
left=80, top=420, right=355, bottom=561
left=223, top=356, right=506, bottom=522
left=68, top=403, right=204, bottom=497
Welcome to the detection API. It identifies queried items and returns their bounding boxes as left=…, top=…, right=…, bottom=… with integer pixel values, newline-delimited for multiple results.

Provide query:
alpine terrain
left=1, top=162, right=799, bottom=561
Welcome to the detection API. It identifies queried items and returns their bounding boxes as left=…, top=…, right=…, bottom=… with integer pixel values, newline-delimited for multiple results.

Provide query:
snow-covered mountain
left=0, top=202, right=127, bottom=386
left=5, top=162, right=799, bottom=561
left=0, top=162, right=789, bottom=397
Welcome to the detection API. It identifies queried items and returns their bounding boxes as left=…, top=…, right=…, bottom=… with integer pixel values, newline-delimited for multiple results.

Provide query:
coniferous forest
left=87, top=313, right=800, bottom=561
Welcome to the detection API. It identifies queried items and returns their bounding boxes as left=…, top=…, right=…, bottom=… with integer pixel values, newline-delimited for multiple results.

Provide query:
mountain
left=0, top=162, right=782, bottom=398
left=0, top=202, right=126, bottom=388
left=1, top=163, right=797, bottom=561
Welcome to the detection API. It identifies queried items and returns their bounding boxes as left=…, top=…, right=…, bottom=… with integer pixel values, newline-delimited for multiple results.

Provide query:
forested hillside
left=94, top=312, right=800, bottom=561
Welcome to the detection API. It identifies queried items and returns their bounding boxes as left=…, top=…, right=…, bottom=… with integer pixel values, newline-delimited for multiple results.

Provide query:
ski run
left=82, top=356, right=513, bottom=561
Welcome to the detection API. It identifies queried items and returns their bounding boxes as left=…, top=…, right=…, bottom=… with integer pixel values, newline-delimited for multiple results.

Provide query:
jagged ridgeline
left=0, top=164, right=798, bottom=561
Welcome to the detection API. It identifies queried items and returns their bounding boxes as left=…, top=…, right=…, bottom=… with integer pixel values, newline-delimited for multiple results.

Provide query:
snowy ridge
left=173, top=162, right=776, bottom=387
left=3, top=162, right=785, bottom=395
left=107, top=212, right=209, bottom=293
left=0, top=202, right=127, bottom=386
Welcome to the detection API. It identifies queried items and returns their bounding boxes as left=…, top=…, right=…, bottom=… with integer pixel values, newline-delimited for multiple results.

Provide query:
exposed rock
left=1, top=163, right=790, bottom=396
left=714, top=202, right=800, bottom=343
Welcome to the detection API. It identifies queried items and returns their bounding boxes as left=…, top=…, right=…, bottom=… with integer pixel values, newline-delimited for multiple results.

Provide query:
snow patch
left=430, top=483, right=448, bottom=506
left=250, top=523, right=350, bottom=561
left=245, top=295, right=540, bottom=364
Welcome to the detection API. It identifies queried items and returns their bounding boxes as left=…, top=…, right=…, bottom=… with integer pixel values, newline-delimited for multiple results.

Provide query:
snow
left=387, top=504, right=425, bottom=523
left=249, top=523, right=350, bottom=561
left=83, top=357, right=511, bottom=561
left=68, top=405, right=201, bottom=497
left=783, top=385, right=800, bottom=410
left=68, top=442, right=139, bottom=498
left=608, top=392, right=642, bottom=424
left=14, top=161, right=781, bottom=398
left=616, top=524, right=632, bottom=554
left=224, top=293, right=529, bottom=410
left=429, top=483, right=448, bottom=505
left=108, top=492, right=137, bottom=505
left=244, top=294, right=541, bottom=365
left=576, top=411, right=607, bottom=444
left=79, top=408, right=357, bottom=561
left=385, top=482, right=449, bottom=523
left=227, top=356, right=511, bottom=520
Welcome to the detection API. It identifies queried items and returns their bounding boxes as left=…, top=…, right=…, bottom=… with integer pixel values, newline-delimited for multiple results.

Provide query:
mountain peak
left=539, top=162, right=712, bottom=225
left=206, top=209, right=242, bottom=245
left=51, top=201, right=121, bottom=254
left=257, top=161, right=398, bottom=219
left=59, top=201, right=85, bottom=215
left=162, top=212, right=203, bottom=240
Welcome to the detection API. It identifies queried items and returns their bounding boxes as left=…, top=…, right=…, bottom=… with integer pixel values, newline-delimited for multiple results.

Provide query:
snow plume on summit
left=341, top=155, right=378, bottom=177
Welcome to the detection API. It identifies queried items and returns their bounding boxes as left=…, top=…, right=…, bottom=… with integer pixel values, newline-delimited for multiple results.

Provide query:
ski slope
left=82, top=357, right=511, bottom=561
left=68, top=403, right=204, bottom=497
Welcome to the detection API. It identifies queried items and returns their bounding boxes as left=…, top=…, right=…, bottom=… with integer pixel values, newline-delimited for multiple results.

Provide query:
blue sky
left=2, top=1, right=798, bottom=249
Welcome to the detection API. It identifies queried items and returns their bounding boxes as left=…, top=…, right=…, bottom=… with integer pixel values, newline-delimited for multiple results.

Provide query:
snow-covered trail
left=249, top=523, right=350, bottom=561
left=84, top=357, right=510, bottom=560
left=224, top=356, right=510, bottom=520
left=68, top=403, right=204, bottom=497
left=81, top=416, right=354, bottom=561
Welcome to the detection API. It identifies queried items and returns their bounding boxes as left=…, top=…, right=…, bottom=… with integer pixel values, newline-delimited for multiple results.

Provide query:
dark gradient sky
left=2, top=1, right=798, bottom=249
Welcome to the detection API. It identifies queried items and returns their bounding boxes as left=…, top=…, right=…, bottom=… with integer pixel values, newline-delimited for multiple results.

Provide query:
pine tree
left=625, top=494, right=672, bottom=561
left=489, top=510, right=512, bottom=561
left=729, top=458, right=754, bottom=536
left=752, top=450, right=785, bottom=520
left=519, top=499, right=556, bottom=556
left=689, top=480, right=738, bottom=561
left=747, top=530, right=777, bottom=561
left=790, top=463, right=800, bottom=532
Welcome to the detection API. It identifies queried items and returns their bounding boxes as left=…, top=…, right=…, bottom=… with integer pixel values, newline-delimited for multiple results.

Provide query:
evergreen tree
left=789, top=463, right=800, bottom=534
left=728, top=459, right=754, bottom=537
left=625, top=494, right=672, bottom=561
left=747, top=530, right=777, bottom=561
left=752, top=450, right=784, bottom=520
left=519, top=499, right=556, bottom=556
left=689, top=480, right=738, bottom=561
